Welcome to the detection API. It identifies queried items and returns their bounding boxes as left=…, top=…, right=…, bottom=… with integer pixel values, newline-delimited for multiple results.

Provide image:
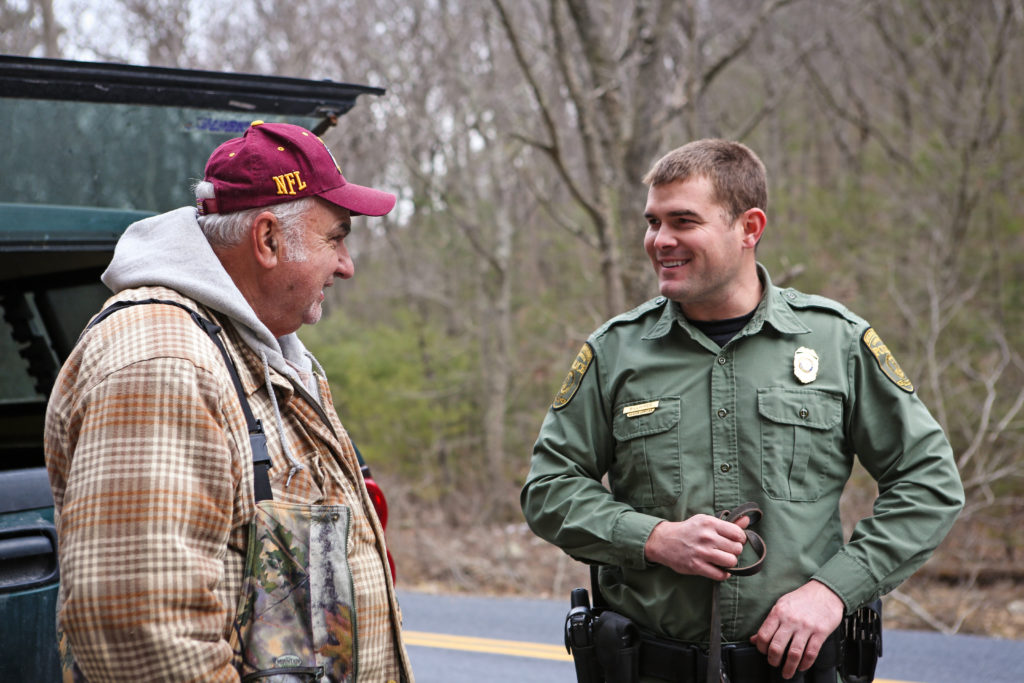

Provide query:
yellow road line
left=403, top=630, right=571, bottom=661
left=403, top=630, right=920, bottom=683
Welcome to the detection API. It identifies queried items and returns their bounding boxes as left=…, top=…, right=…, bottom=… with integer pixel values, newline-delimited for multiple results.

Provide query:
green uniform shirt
left=522, top=265, right=964, bottom=644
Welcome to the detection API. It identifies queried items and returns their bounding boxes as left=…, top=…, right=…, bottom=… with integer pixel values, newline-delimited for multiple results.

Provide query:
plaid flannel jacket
left=44, top=286, right=412, bottom=682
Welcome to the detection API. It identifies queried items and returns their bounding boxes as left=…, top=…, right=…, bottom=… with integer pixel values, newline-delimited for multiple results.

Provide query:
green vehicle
left=0, top=55, right=390, bottom=681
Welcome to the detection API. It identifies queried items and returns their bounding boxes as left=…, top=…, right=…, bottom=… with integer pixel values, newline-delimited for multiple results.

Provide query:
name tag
left=623, top=400, right=659, bottom=418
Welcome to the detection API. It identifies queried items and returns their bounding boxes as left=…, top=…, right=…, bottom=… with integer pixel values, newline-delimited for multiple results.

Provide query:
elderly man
left=523, top=139, right=964, bottom=683
left=45, top=122, right=411, bottom=682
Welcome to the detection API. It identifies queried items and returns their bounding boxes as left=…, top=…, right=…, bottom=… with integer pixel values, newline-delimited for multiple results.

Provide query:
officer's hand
left=643, top=514, right=750, bottom=581
left=749, top=580, right=844, bottom=679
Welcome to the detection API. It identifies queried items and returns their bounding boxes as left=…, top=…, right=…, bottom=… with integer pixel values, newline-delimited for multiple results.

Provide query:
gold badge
left=862, top=328, right=914, bottom=393
left=793, top=347, right=819, bottom=384
left=553, top=343, right=594, bottom=409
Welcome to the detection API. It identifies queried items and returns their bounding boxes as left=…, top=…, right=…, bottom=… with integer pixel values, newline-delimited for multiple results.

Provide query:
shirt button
left=717, top=356, right=727, bottom=365
left=799, top=408, right=810, bottom=419
left=720, top=463, right=732, bottom=473
left=717, top=408, right=729, bottom=418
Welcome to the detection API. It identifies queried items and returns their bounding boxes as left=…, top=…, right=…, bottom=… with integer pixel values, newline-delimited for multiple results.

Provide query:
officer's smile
left=660, top=259, right=691, bottom=268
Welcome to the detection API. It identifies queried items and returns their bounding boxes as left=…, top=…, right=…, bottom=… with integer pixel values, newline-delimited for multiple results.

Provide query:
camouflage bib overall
left=229, top=501, right=359, bottom=682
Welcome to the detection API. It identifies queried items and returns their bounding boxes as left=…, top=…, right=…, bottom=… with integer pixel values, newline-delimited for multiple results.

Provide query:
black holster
left=565, top=588, right=603, bottom=683
left=839, top=599, right=883, bottom=683
left=565, top=587, right=640, bottom=683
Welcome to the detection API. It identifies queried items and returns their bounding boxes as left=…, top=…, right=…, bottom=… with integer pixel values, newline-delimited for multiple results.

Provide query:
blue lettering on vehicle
left=184, top=118, right=250, bottom=133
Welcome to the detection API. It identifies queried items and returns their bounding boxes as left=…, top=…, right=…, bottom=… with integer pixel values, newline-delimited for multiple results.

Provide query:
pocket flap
left=757, top=389, right=842, bottom=430
left=612, top=397, right=681, bottom=440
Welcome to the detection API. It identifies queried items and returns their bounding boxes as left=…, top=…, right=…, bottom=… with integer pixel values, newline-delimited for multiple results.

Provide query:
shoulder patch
left=862, top=328, right=914, bottom=393
left=553, top=343, right=594, bottom=410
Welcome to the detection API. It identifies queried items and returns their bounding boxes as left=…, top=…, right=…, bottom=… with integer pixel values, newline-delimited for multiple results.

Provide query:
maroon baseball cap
left=199, top=121, right=396, bottom=217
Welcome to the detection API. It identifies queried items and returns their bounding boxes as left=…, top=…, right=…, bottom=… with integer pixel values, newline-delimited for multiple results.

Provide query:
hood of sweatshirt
left=101, top=206, right=318, bottom=392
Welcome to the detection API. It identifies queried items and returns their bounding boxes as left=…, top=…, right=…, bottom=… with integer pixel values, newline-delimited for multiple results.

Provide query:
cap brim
left=319, top=182, right=396, bottom=217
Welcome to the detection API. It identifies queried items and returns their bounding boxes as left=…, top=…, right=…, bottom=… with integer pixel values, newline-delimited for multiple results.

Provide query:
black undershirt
left=688, top=309, right=757, bottom=347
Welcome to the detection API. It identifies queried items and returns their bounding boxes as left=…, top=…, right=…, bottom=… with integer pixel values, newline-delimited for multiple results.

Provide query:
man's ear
left=739, top=208, right=766, bottom=248
left=250, top=211, right=281, bottom=268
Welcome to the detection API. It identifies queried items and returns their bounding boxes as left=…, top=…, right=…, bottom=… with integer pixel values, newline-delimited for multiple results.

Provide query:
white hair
left=194, top=180, right=314, bottom=261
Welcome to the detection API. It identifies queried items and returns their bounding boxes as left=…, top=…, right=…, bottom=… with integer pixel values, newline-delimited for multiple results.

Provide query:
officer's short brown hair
left=643, top=139, right=767, bottom=222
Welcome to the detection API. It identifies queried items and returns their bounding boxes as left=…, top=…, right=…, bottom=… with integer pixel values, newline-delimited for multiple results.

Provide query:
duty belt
left=638, top=629, right=842, bottom=683
left=708, top=503, right=767, bottom=683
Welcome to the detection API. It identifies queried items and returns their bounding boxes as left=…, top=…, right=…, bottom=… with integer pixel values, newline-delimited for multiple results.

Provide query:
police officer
left=522, top=139, right=964, bottom=682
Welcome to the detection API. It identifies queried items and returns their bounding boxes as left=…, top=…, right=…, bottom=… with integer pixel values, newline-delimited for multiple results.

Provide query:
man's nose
left=654, top=227, right=678, bottom=250
left=336, top=246, right=355, bottom=279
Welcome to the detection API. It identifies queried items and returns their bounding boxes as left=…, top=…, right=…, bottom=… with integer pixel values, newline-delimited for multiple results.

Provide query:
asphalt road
left=397, top=590, right=1024, bottom=683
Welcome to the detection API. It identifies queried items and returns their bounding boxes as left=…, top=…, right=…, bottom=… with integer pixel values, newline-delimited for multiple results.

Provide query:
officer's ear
left=737, top=208, right=766, bottom=249
left=251, top=211, right=282, bottom=268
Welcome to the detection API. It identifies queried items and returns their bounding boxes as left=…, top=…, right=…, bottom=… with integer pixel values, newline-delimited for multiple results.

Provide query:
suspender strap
left=85, top=298, right=273, bottom=502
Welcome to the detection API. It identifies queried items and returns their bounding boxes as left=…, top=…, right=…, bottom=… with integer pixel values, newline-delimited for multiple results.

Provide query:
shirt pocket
left=757, top=388, right=843, bottom=502
left=611, top=397, right=681, bottom=508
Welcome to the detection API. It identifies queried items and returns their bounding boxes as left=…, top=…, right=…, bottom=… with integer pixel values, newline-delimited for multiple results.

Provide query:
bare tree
left=786, top=1, right=1024, bottom=602
left=490, top=0, right=801, bottom=314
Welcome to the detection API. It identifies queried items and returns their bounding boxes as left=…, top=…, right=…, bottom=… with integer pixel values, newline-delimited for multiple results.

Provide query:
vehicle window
left=0, top=96, right=324, bottom=406
left=0, top=97, right=321, bottom=215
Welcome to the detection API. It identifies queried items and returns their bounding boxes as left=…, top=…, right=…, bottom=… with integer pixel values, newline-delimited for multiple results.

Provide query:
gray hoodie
left=102, top=206, right=327, bottom=480
left=102, top=206, right=320, bottom=389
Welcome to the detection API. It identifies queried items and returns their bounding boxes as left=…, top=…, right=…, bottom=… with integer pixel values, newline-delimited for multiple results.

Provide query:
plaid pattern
left=45, top=287, right=411, bottom=682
